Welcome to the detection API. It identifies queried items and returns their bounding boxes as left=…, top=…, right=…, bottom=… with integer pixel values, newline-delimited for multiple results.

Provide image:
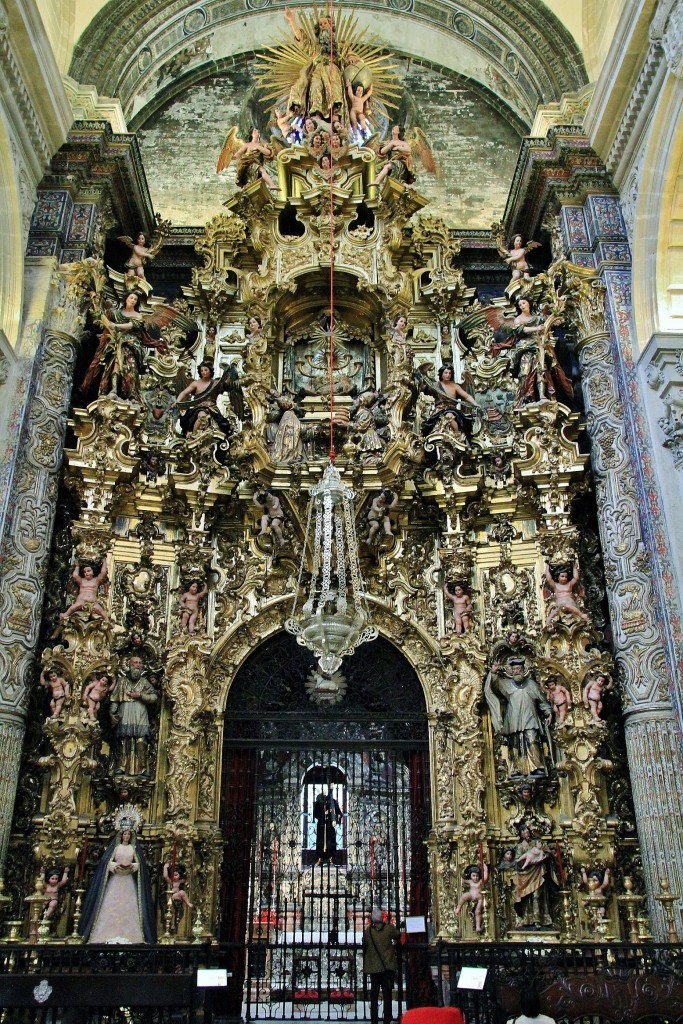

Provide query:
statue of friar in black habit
left=313, top=788, right=342, bottom=866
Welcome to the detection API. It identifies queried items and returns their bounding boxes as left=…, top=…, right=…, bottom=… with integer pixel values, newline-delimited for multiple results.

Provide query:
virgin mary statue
left=79, top=805, right=156, bottom=943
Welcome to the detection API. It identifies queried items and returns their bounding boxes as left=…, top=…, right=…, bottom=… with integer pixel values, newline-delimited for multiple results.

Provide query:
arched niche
left=215, top=625, right=433, bottom=1013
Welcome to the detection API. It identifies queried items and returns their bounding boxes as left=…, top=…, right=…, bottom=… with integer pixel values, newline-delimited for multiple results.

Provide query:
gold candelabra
left=655, top=875, right=680, bottom=942
left=617, top=876, right=644, bottom=943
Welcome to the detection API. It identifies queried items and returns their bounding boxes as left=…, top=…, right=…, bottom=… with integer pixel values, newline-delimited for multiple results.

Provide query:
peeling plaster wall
left=136, top=59, right=522, bottom=229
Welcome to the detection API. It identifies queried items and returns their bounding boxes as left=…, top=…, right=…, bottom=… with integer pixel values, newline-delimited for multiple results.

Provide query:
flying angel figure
left=79, top=291, right=197, bottom=404
left=118, top=215, right=171, bottom=282
left=492, top=223, right=541, bottom=283
left=216, top=126, right=278, bottom=190
left=480, top=298, right=573, bottom=406
left=372, top=124, right=438, bottom=188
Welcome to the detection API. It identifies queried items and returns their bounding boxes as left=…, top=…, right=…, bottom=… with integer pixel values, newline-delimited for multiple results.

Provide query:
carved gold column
left=573, top=270, right=683, bottom=938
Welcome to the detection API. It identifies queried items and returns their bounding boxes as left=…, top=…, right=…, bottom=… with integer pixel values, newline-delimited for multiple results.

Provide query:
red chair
left=401, top=1009, right=465, bottom=1024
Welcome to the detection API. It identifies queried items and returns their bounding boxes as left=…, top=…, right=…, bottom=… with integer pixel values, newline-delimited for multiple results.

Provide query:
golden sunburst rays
left=256, top=5, right=400, bottom=113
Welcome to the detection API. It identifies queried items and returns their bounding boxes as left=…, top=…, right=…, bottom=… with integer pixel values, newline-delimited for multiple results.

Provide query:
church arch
left=69, top=1, right=586, bottom=127
left=635, top=74, right=683, bottom=340
left=214, top=625, right=433, bottom=1020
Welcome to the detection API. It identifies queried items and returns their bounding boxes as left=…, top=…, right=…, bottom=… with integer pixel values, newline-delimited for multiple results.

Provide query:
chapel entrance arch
left=217, top=630, right=431, bottom=1021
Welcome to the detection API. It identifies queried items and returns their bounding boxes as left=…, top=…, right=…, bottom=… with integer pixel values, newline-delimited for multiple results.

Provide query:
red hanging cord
left=328, top=0, right=336, bottom=462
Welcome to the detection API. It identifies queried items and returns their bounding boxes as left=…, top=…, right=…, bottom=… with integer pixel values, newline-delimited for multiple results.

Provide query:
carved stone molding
left=643, top=333, right=683, bottom=469
left=650, top=0, right=683, bottom=79
left=0, top=321, right=80, bottom=871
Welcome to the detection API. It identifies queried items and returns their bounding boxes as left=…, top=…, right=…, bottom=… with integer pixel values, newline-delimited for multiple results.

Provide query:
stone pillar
left=0, top=324, right=80, bottom=870
left=576, top=323, right=683, bottom=937
left=0, top=122, right=154, bottom=872
left=562, top=192, right=683, bottom=937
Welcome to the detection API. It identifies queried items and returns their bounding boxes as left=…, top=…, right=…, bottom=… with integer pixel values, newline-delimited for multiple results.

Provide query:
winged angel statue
left=80, top=291, right=197, bottom=406
left=117, top=215, right=172, bottom=288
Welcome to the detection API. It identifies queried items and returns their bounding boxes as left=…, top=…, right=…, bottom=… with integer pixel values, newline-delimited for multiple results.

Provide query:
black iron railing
left=0, top=941, right=682, bottom=1023
left=436, top=941, right=683, bottom=1024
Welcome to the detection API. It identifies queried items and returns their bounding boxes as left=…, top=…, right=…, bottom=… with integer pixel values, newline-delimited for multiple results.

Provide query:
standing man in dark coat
left=363, top=908, right=400, bottom=1024
left=313, top=788, right=342, bottom=865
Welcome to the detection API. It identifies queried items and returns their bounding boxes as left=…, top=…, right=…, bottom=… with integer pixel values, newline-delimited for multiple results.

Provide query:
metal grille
left=221, top=742, right=430, bottom=1021
left=218, top=633, right=431, bottom=1021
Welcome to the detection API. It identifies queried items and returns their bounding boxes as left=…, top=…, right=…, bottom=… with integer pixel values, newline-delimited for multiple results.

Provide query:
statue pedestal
left=507, top=928, right=561, bottom=943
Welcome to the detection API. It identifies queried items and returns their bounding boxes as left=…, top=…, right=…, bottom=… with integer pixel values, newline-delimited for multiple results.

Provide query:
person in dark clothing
left=363, top=908, right=400, bottom=1024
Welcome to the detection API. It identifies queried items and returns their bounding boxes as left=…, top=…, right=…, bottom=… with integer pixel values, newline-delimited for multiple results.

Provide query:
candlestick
left=79, top=840, right=89, bottom=882
left=655, top=875, right=680, bottom=942
left=617, top=876, right=643, bottom=943
left=66, top=886, right=85, bottom=944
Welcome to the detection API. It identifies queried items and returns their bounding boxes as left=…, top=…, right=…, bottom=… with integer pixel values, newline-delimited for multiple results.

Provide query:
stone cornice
left=503, top=127, right=615, bottom=239
left=583, top=0, right=660, bottom=185
left=62, top=75, right=127, bottom=134
left=41, top=121, right=154, bottom=236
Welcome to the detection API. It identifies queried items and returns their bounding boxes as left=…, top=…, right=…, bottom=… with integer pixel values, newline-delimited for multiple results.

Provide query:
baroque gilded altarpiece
left=2, top=118, right=653, bottom=959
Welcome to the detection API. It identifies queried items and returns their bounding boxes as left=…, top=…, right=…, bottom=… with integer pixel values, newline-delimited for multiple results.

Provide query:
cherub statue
left=163, top=862, right=194, bottom=915
left=60, top=561, right=109, bottom=622
left=254, top=490, right=286, bottom=546
left=216, top=126, right=278, bottom=190
left=329, top=132, right=347, bottom=162
left=179, top=580, right=208, bottom=634
left=494, top=229, right=541, bottom=284
left=346, top=80, right=373, bottom=133
left=39, top=667, right=70, bottom=718
left=367, top=489, right=398, bottom=544
left=272, top=105, right=297, bottom=142
left=443, top=581, right=472, bottom=634
left=580, top=865, right=611, bottom=895
left=43, top=866, right=69, bottom=920
left=373, top=124, right=437, bottom=188
left=245, top=315, right=265, bottom=345
left=583, top=671, right=613, bottom=722
left=545, top=561, right=589, bottom=623
left=454, top=862, right=488, bottom=933
left=544, top=676, right=572, bottom=726
left=117, top=217, right=171, bottom=283
left=82, top=672, right=113, bottom=721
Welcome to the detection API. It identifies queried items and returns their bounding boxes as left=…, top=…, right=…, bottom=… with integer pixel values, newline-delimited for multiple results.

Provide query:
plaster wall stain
left=136, top=60, right=521, bottom=228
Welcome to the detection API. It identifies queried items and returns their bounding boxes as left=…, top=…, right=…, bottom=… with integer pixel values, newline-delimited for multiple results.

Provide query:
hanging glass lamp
left=286, top=461, right=377, bottom=677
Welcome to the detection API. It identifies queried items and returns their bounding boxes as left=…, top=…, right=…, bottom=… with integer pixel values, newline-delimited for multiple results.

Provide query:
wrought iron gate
left=218, top=634, right=431, bottom=1022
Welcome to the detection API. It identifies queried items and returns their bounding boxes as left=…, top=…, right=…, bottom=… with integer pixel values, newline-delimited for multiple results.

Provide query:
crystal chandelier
left=286, top=462, right=377, bottom=677
left=285, top=6, right=376, bottom=684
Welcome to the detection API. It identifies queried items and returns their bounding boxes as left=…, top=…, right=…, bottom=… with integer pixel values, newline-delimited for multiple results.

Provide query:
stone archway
left=162, top=598, right=487, bottom=957
left=215, top=627, right=431, bottom=1021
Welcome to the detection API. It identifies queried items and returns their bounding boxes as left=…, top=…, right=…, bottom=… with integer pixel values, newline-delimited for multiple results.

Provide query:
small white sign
left=404, top=916, right=426, bottom=934
left=457, top=966, right=488, bottom=991
left=197, top=968, right=228, bottom=988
